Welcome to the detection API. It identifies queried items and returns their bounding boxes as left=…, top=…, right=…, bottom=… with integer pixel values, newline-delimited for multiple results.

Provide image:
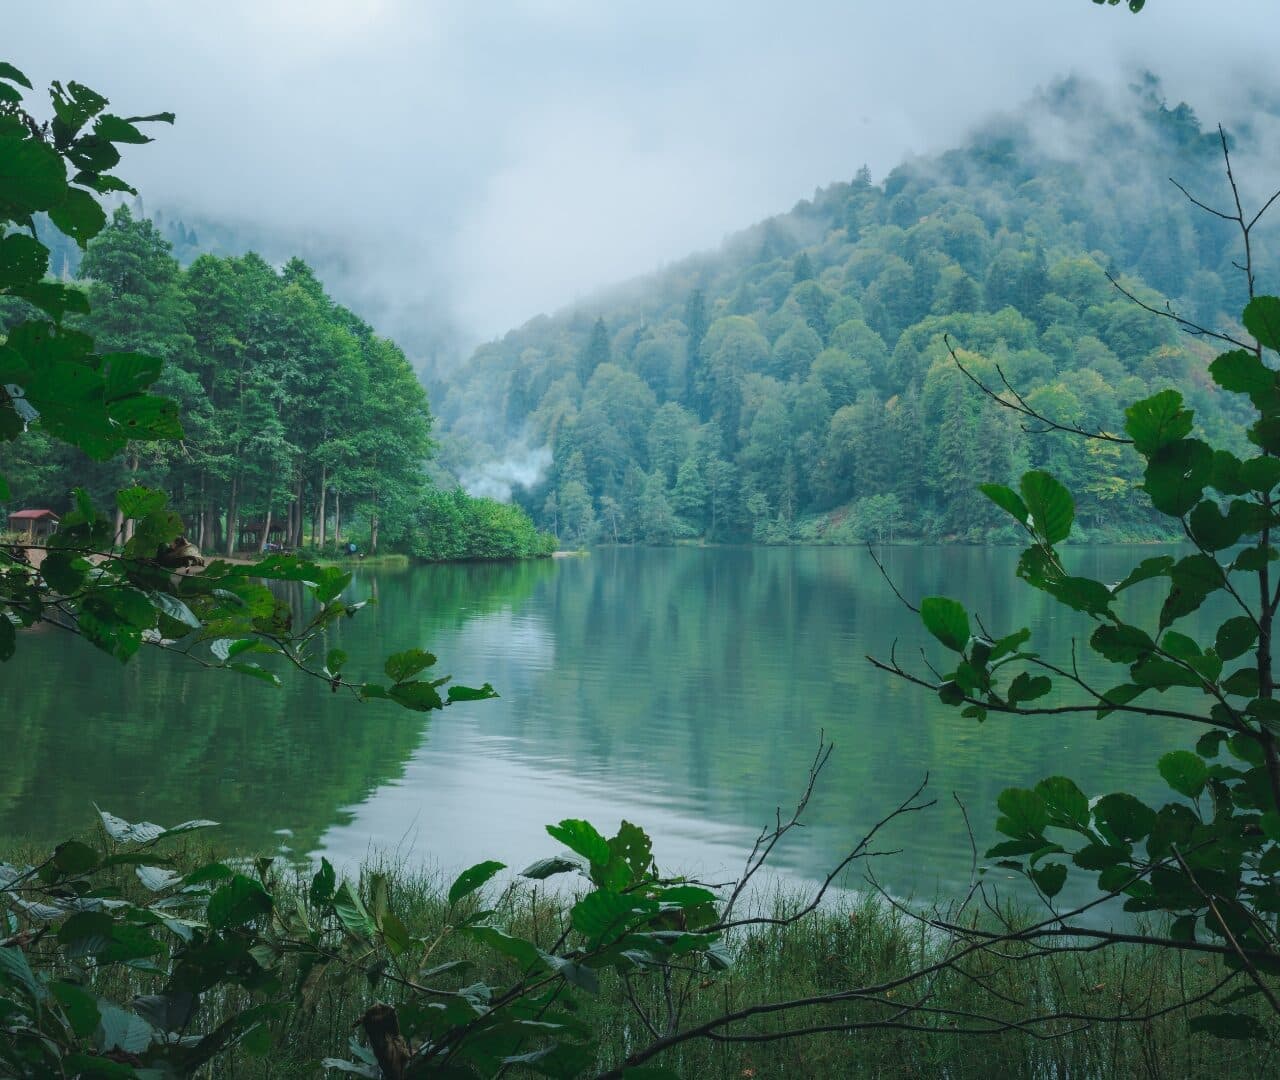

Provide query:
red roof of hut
left=7, top=509, right=59, bottom=521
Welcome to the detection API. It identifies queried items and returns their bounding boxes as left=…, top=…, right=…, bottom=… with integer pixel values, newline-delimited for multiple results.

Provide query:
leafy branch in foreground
left=0, top=61, right=492, bottom=708
left=873, top=138, right=1280, bottom=1040
left=4, top=748, right=1261, bottom=1078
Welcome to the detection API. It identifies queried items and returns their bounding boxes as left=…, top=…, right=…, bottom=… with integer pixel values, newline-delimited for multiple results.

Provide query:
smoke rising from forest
left=460, top=446, right=554, bottom=502
left=10, top=0, right=1279, bottom=363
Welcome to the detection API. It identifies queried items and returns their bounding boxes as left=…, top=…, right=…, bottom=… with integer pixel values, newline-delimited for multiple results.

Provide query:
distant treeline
left=439, top=75, right=1265, bottom=544
left=0, top=208, right=553, bottom=561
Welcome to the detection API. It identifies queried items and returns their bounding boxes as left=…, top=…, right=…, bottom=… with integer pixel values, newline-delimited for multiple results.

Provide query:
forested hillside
left=0, top=210, right=553, bottom=560
left=438, top=76, right=1270, bottom=544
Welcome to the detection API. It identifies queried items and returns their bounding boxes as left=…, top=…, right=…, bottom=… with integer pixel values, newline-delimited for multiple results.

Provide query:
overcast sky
left=9, top=1, right=1277, bottom=352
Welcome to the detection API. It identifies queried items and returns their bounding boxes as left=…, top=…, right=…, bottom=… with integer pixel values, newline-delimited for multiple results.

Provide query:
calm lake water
left=2, top=545, right=1211, bottom=912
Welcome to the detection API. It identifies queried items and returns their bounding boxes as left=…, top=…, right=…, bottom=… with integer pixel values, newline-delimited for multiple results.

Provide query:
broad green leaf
left=1215, top=616, right=1259, bottom=661
left=0, top=136, right=68, bottom=211
left=1030, top=862, right=1067, bottom=898
left=1034, top=776, right=1090, bottom=828
left=1243, top=295, right=1280, bottom=352
left=1189, top=1012, right=1268, bottom=1040
left=1090, top=624, right=1154, bottom=664
left=447, top=683, right=498, bottom=702
left=1111, top=556, right=1174, bottom=592
left=1125, top=389, right=1193, bottom=454
left=115, top=485, right=167, bottom=519
left=979, top=482, right=1028, bottom=525
left=920, top=596, right=969, bottom=652
left=546, top=819, right=611, bottom=867
left=995, top=788, right=1048, bottom=839
left=1209, top=347, right=1280, bottom=409
left=464, top=924, right=543, bottom=970
left=1142, top=438, right=1212, bottom=517
left=332, top=881, right=376, bottom=939
left=47, top=187, right=106, bottom=242
left=570, top=890, right=658, bottom=942
left=1158, top=750, right=1208, bottom=799
left=1019, top=470, right=1073, bottom=544
left=310, top=858, right=336, bottom=906
left=51, top=980, right=100, bottom=1037
left=448, top=860, right=506, bottom=906
left=1006, top=671, right=1051, bottom=705
left=384, top=647, right=437, bottom=683
left=521, top=856, right=580, bottom=880
left=387, top=680, right=443, bottom=711
left=207, top=874, right=272, bottom=930
left=1093, top=792, right=1156, bottom=843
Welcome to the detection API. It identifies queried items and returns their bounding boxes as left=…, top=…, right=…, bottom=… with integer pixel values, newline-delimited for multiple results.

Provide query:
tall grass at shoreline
left=8, top=833, right=1267, bottom=1079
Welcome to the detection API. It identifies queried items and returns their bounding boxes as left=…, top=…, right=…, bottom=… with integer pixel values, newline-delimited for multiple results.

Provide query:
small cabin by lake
left=7, top=509, right=60, bottom=542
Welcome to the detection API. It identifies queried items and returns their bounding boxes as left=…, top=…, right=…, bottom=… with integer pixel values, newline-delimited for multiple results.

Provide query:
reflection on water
left=1, top=546, right=1209, bottom=913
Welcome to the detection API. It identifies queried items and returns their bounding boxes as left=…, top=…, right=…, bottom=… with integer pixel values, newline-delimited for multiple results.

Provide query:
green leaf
left=229, top=662, right=281, bottom=687
left=1216, top=616, right=1259, bottom=661
left=447, top=683, right=498, bottom=702
left=979, top=482, right=1028, bottom=525
left=995, top=788, right=1048, bottom=839
left=310, top=858, right=336, bottom=906
left=1243, top=295, right=1280, bottom=352
left=1035, top=776, right=1090, bottom=828
left=1209, top=348, right=1280, bottom=409
left=149, top=591, right=200, bottom=629
left=0, top=136, right=68, bottom=212
left=1111, top=555, right=1173, bottom=592
left=1030, top=862, right=1067, bottom=898
left=920, top=596, right=969, bottom=652
left=1125, top=389, right=1193, bottom=454
left=51, top=980, right=100, bottom=1037
left=1189, top=1012, right=1268, bottom=1040
left=0, top=62, right=33, bottom=89
left=1091, top=624, right=1155, bottom=664
left=207, top=874, right=273, bottom=930
left=47, top=187, right=106, bottom=243
left=570, top=890, right=658, bottom=942
left=521, top=856, right=581, bottom=880
left=1142, top=438, right=1212, bottom=517
left=1019, top=470, right=1073, bottom=544
left=546, top=819, right=611, bottom=867
left=115, top=485, right=167, bottom=519
left=1094, top=793, right=1156, bottom=843
left=0, top=945, right=42, bottom=999
left=384, top=647, right=437, bottom=683
left=463, top=924, right=542, bottom=970
left=1158, top=750, right=1208, bottom=799
left=332, top=881, right=376, bottom=939
left=1006, top=671, right=1051, bottom=706
left=387, top=680, right=443, bottom=711
left=448, top=860, right=506, bottom=906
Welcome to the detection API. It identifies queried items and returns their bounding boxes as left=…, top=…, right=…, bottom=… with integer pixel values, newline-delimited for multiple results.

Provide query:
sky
left=9, top=1, right=1277, bottom=357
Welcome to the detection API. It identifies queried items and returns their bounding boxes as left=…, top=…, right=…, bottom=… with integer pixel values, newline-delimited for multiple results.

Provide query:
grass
left=10, top=830, right=1267, bottom=1080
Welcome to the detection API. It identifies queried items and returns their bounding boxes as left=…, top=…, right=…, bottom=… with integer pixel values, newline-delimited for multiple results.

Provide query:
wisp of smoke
left=460, top=446, right=553, bottom=502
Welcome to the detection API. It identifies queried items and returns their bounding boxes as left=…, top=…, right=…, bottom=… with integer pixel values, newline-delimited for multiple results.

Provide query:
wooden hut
left=7, top=509, right=59, bottom=542
left=238, top=519, right=287, bottom=552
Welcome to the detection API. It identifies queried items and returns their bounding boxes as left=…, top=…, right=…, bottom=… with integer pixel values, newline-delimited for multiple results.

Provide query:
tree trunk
left=370, top=491, right=379, bottom=556
left=334, top=490, right=342, bottom=544
left=225, top=475, right=239, bottom=557
left=315, top=465, right=328, bottom=549
left=112, top=507, right=125, bottom=549
left=260, top=507, right=273, bottom=554
left=294, top=476, right=305, bottom=548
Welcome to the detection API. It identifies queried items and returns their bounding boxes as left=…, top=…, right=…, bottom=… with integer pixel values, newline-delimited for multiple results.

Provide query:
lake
left=1, top=545, right=1209, bottom=913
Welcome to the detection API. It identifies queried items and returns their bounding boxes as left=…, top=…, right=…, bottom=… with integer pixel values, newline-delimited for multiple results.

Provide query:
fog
left=9, top=1, right=1277, bottom=357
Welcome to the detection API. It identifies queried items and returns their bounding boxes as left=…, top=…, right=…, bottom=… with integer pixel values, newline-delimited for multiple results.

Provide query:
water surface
left=1, top=546, right=1208, bottom=913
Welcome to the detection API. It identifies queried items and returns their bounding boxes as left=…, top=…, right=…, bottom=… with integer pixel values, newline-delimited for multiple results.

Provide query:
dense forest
left=0, top=209, right=553, bottom=561
left=438, top=76, right=1271, bottom=545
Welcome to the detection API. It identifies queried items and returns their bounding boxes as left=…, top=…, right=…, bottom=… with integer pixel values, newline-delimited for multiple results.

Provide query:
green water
left=1, top=546, right=1207, bottom=910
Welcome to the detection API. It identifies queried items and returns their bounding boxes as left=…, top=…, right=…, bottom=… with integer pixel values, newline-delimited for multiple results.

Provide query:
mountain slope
left=439, top=75, right=1272, bottom=544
